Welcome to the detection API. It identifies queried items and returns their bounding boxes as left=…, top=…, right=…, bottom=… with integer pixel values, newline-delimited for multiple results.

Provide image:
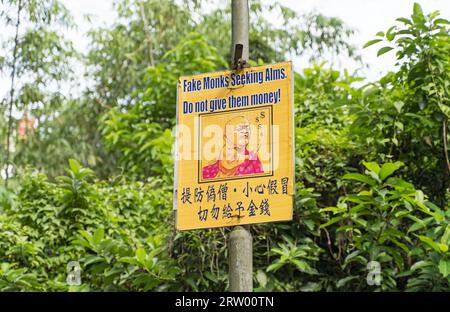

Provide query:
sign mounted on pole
left=174, top=61, right=294, bottom=230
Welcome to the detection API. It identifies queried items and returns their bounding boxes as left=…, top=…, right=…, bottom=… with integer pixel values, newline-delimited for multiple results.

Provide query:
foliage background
left=0, top=0, right=449, bottom=291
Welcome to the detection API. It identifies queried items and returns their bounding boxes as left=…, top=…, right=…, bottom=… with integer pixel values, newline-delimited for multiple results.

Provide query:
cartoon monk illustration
left=202, top=116, right=264, bottom=180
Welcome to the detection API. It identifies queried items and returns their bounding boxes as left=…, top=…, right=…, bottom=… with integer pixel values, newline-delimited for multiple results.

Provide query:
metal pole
left=228, top=0, right=253, bottom=292
left=229, top=225, right=253, bottom=291
left=231, top=0, right=249, bottom=67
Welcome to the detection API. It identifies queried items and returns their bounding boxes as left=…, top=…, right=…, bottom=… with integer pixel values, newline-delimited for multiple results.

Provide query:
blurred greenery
left=0, top=1, right=449, bottom=291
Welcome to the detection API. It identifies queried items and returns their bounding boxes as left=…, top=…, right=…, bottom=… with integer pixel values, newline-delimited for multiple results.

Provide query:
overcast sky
left=279, top=0, right=450, bottom=80
left=1, top=0, right=449, bottom=101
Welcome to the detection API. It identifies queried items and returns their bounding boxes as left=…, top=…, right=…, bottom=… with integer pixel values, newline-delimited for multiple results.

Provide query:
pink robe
left=202, top=149, right=263, bottom=180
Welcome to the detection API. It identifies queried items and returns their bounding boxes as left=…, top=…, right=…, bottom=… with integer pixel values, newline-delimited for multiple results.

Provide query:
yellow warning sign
left=174, top=61, right=294, bottom=230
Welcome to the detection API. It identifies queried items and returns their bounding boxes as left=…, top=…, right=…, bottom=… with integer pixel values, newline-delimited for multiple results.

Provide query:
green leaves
left=342, top=173, right=376, bottom=186
left=266, top=261, right=284, bottom=273
left=441, top=225, right=450, bottom=246
left=386, top=26, right=398, bottom=41
left=67, top=159, right=93, bottom=180
left=412, top=3, right=425, bottom=25
left=320, top=215, right=347, bottom=229
left=93, top=227, right=104, bottom=246
left=344, top=161, right=404, bottom=187
left=321, top=159, right=449, bottom=291
left=394, top=101, right=404, bottom=113
left=417, top=235, right=448, bottom=253
left=438, top=104, right=450, bottom=118
left=267, top=237, right=319, bottom=275
left=256, top=269, right=267, bottom=288
left=363, top=39, right=382, bottom=48
left=433, top=18, right=450, bottom=26
left=68, top=159, right=80, bottom=175
left=342, top=161, right=403, bottom=189
left=379, top=162, right=403, bottom=181
left=362, top=161, right=380, bottom=175
left=135, top=247, right=146, bottom=266
left=396, top=17, right=412, bottom=25
left=0, top=0, right=83, bottom=179
left=0, top=154, right=180, bottom=292
left=377, top=46, right=394, bottom=56
left=438, top=259, right=450, bottom=278
left=0, top=263, right=40, bottom=291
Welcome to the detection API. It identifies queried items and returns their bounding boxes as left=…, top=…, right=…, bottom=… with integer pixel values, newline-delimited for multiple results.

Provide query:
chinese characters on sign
left=174, top=62, right=294, bottom=230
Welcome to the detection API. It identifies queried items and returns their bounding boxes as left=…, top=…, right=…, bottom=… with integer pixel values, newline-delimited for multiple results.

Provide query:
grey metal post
left=228, top=0, right=253, bottom=292
left=229, top=225, right=253, bottom=291
left=231, top=0, right=249, bottom=67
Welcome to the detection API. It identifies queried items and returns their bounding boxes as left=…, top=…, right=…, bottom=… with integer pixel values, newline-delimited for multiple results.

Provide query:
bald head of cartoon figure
left=224, top=116, right=251, bottom=150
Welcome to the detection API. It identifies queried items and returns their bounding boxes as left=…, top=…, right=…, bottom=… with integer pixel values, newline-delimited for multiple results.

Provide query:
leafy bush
left=0, top=160, right=177, bottom=291
left=0, top=1, right=448, bottom=293
left=321, top=161, right=449, bottom=291
left=348, top=3, right=450, bottom=205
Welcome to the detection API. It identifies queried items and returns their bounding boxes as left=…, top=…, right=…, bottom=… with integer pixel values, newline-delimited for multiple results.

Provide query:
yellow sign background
left=174, top=61, right=294, bottom=230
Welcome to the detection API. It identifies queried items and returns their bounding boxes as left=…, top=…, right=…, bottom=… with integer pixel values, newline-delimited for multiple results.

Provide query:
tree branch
left=138, top=0, right=155, bottom=67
